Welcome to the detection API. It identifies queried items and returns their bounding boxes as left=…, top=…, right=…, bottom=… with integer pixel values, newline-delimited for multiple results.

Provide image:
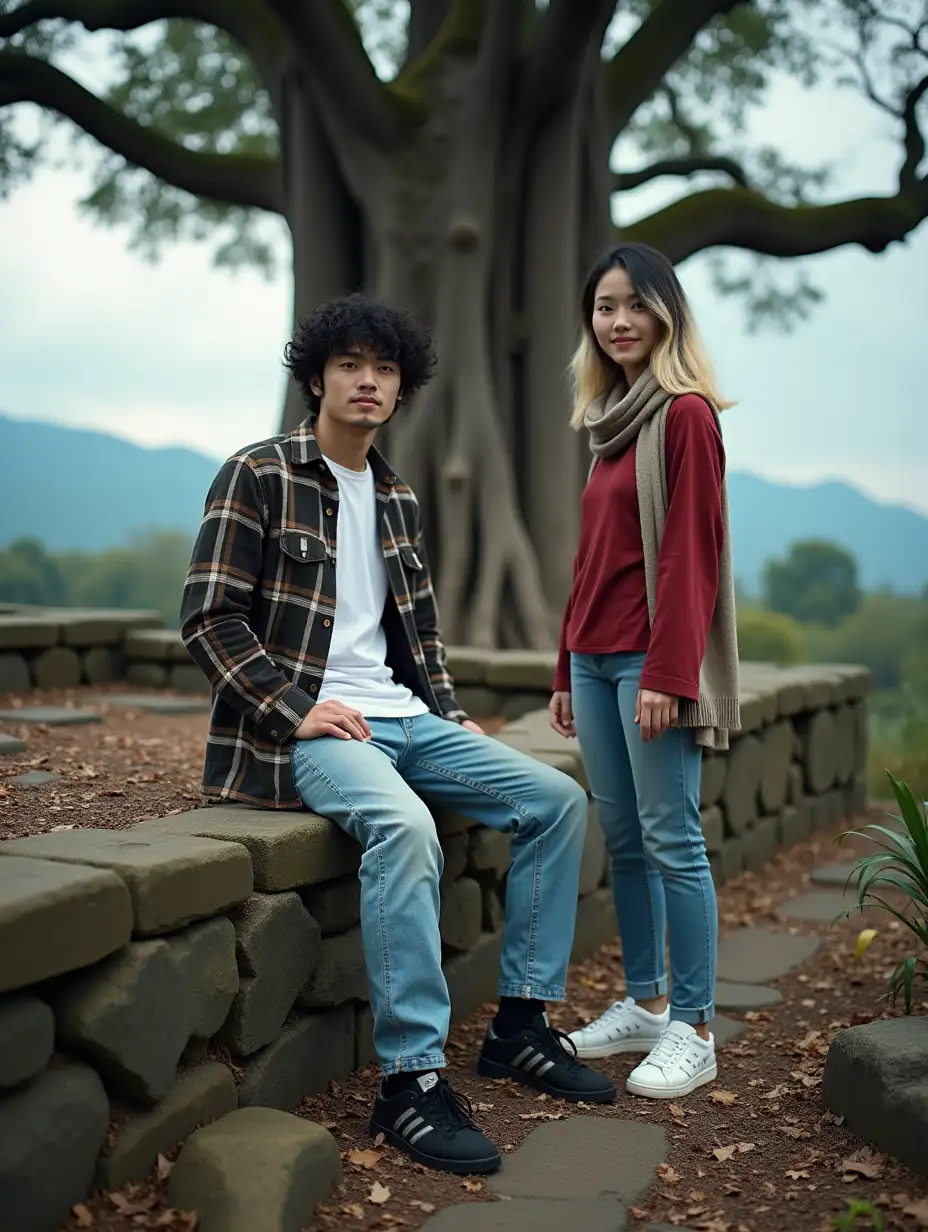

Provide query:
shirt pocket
left=279, top=529, right=327, bottom=565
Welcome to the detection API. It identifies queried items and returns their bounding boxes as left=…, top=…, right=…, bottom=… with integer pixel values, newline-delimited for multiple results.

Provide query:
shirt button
left=271, top=729, right=278, bottom=739
left=310, top=684, right=319, bottom=693
left=323, top=619, right=331, bottom=627
left=325, top=507, right=334, bottom=516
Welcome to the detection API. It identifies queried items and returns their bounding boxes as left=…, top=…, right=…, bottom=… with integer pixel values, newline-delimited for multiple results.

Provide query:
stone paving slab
left=777, top=889, right=855, bottom=923
left=134, top=807, right=360, bottom=891
left=421, top=1199, right=630, bottom=1231
left=0, top=732, right=26, bottom=756
left=8, top=770, right=61, bottom=787
left=712, top=1013, right=746, bottom=1047
left=0, top=829, right=253, bottom=935
left=0, top=856, right=133, bottom=994
left=88, top=692, right=212, bottom=715
left=714, top=980, right=783, bottom=1011
left=811, top=861, right=861, bottom=888
left=489, top=1115, right=666, bottom=1204
left=716, top=927, right=821, bottom=985
left=0, top=705, right=101, bottom=727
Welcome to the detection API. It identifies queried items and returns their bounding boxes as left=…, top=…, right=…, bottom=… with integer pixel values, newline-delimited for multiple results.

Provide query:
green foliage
left=808, top=593, right=927, bottom=690
left=867, top=695, right=928, bottom=801
left=763, top=539, right=862, bottom=627
left=737, top=606, right=807, bottom=664
left=838, top=773, right=928, bottom=1013
left=830, top=1197, right=885, bottom=1231
left=0, top=532, right=192, bottom=626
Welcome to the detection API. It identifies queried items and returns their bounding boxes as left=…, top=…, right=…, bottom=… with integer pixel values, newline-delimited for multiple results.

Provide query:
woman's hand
left=549, top=691, right=576, bottom=738
left=635, top=689, right=679, bottom=742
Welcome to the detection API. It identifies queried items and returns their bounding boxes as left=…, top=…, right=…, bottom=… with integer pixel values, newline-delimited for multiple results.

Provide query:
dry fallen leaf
left=713, top=1145, right=738, bottom=1162
left=668, top=1102, right=687, bottom=1121
left=348, top=1148, right=382, bottom=1169
left=343, top=1203, right=366, bottom=1220
left=72, top=1205, right=94, bottom=1228
left=785, top=1168, right=810, bottom=1180
left=904, top=1198, right=928, bottom=1228
left=656, top=1163, right=682, bottom=1184
left=840, top=1149, right=884, bottom=1180
left=369, top=1181, right=391, bottom=1205
left=462, top=1178, right=483, bottom=1193
left=709, top=1089, right=738, bottom=1106
left=156, top=1153, right=174, bottom=1181
left=737, top=1142, right=756, bottom=1154
left=373, top=1132, right=385, bottom=1147
left=761, top=1083, right=789, bottom=1100
left=411, top=1200, right=436, bottom=1213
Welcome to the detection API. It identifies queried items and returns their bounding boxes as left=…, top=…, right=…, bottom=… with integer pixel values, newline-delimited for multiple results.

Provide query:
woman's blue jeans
left=570, top=651, right=717, bottom=1024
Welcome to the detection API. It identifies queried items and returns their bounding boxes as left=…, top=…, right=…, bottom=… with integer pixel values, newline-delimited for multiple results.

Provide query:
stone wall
left=0, top=608, right=164, bottom=693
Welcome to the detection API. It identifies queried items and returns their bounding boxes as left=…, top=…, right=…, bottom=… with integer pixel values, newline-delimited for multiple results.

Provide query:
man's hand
left=549, top=691, right=576, bottom=738
left=461, top=719, right=485, bottom=735
left=294, top=700, right=372, bottom=742
left=635, top=689, right=679, bottom=742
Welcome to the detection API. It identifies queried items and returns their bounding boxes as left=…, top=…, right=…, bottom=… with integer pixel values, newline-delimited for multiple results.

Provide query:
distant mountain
left=2, top=414, right=927, bottom=594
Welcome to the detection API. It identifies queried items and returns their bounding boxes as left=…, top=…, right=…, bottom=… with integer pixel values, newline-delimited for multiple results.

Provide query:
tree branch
left=519, top=0, right=616, bottom=125
left=604, top=0, right=740, bottom=136
left=261, top=0, right=413, bottom=145
left=0, top=0, right=281, bottom=58
left=406, top=0, right=454, bottom=63
left=626, top=182, right=928, bottom=263
left=614, top=153, right=748, bottom=192
left=0, top=49, right=284, bottom=212
left=901, top=70, right=928, bottom=189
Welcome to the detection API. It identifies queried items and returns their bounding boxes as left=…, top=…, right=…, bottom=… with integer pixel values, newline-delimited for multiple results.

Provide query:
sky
left=0, top=36, right=926, bottom=517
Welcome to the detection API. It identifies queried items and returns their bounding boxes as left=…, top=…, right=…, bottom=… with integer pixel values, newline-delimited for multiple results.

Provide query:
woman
left=551, top=242, right=740, bottom=1100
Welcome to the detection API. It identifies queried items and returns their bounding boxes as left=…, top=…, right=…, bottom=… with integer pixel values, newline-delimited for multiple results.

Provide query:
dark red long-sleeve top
left=554, top=393, right=725, bottom=699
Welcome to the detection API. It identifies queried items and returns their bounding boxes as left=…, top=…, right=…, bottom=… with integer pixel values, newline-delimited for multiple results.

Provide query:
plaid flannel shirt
left=180, top=419, right=467, bottom=808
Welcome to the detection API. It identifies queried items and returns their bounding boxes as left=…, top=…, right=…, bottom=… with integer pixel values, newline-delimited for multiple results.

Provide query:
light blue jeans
left=570, top=652, right=717, bottom=1024
left=290, top=712, right=588, bottom=1074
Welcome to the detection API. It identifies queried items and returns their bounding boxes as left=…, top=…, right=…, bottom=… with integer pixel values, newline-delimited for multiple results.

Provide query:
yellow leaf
left=709, top=1089, right=738, bottom=1106
left=713, top=1145, right=738, bottom=1162
left=347, top=1148, right=382, bottom=1169
left=369, top=1181, right=391, bottom=1205
left=855, top=928, right=879, bottom=960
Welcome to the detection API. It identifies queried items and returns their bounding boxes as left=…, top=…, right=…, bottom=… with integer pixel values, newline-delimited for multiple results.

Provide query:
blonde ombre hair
left=568, top=243, right=733, bottom=429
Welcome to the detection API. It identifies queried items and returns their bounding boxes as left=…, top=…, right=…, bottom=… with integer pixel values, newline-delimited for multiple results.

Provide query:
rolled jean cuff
left=626, top=977, right=668, bottom=1001
left=670, top=1003, right=715, bottom=1026
left=380, top=1052, right=447, bottom=1076
left=498, top=982, right=566, bottom=1001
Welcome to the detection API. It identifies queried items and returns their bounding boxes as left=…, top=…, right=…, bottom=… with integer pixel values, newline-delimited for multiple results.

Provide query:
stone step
left=0, top=705, right=101, bottom=727
left=716, top=927, right=821, bottom=985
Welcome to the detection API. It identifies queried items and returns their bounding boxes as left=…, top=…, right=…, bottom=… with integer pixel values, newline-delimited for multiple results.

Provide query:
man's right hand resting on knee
left=181, top=295, right=614, bottom=1175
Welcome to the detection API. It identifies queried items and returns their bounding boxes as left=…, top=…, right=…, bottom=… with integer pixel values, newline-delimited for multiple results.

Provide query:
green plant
left=830, top=1198, right=885, bottom=1231
left=838, top=774, right=928, bottom=1012
left=736, top=606, right=808, bottom=665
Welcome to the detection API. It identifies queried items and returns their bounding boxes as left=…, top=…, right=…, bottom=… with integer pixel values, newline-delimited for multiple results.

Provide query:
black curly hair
left=283, top=293, right=436, bottom=417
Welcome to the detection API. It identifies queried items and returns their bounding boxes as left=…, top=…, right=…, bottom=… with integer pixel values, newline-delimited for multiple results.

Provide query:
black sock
left=494, top=997, right=546, bottom=1037
left=382, top=1070, right=435, bottom=1098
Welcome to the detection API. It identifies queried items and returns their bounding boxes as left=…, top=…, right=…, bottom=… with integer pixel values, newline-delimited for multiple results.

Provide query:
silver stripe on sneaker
left=393, top=1108, right=416, bottom=1131
left=512, top=1045, right=535, bottom=1067
left=408, top=1124, right=433, bottom=1145
left=403, top=1116, right=425, bottom=1138
left=535, top=1060, right=555, bottom=1076
left=523, top=1052, right=546, bottom=1072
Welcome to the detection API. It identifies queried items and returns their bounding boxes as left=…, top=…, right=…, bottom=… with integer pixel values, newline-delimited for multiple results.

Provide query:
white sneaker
left=566, top=997, right=669, bottom=1059
left=626, top=1021, right=717, bottom=1099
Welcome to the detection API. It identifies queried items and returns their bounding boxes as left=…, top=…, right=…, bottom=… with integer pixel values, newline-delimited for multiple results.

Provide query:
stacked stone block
left=0, top=608, right=162, bottom=693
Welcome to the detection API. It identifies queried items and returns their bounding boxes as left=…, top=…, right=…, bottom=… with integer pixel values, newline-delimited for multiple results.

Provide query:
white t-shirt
left=316, top=456, right=429, bottom=719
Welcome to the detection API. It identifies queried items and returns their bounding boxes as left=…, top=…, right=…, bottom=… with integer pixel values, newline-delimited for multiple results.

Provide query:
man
left=181, top=294, right=614, bottom=1175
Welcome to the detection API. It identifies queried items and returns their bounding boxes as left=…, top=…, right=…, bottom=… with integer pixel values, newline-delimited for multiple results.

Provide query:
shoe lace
left=424, top=1078, right=478, bottom=1135
left=588, top=998, right=632, bottom=1029
left=541, top=1024, right=586, bottom=1072
left=645, top=1027, right=688, bottom=1068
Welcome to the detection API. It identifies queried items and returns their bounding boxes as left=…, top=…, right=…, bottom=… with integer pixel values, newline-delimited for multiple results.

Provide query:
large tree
left=1, top=0, right=925, bottom=647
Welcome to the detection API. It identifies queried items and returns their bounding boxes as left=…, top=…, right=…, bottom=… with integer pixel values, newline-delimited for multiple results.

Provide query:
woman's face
left=590, top=265, right=660, bottom=379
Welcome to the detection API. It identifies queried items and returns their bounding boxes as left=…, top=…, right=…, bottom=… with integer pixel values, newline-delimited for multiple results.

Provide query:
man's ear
left=310, top=376, right=323, bottom=398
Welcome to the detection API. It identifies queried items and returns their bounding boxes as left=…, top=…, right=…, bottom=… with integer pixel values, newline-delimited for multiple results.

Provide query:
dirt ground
left=2, top=685, right=927, bottom=1232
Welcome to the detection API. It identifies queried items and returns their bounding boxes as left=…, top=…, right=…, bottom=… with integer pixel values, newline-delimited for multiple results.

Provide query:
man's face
left=313, top=346, right=402, bottom=430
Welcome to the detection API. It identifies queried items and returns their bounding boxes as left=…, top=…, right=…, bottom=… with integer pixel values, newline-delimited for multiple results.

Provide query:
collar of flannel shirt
left=287, top=417, right=398, bottom=490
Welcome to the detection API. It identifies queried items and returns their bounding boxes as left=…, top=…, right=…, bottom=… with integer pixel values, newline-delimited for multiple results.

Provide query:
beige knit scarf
left=584, top=368, right=741, bottom=750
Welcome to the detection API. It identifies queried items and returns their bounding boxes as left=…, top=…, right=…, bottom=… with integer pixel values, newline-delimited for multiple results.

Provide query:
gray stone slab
left=811, top=860, right=861, bottom=889
left=699, top=754, right=727, bottom=808
left=168, top=663, right=210, bottom=694
left=0, top=856, right=132, bottom=994
left=823, top=1017, right=928, bottom=1179
left=32, top=646, right=82, bottom=689
left=571, top=888, right=618, bottom=962
left=468, top=827, right=513, bottom=880
left=743, top=815, right=779, bottom=872
left=0, top=993, right=54, bottom=1089
left=219, top=892, right=321, bottom=1057
left=8, top=770, right=61, bottom=787
left=440, top=876, right=483, bottom=952
left=712, top=1013, right=747, bottom=1047
left=445, top=645, right=490, bottom=684
left=441, top=833, right=470, bottom=885
left=714, top=980, right=783, bottom=1011
left=421, top=1199, right=629, bottom=1232
left=0, top=732, right=26, bottom=756
left=82, top=646, right=122, bottom=684
left=0, top=1061, right=109, bottom=1232
left=134, top=807, right=360, bottom=890
left=300, top=873, right=361, bottom=935
left=485, top=651, right=557, bottom=691
left=444, top=930, right=504, bottom=1022
left=0, top=706, right=100, bottom=727
left=0, top=616, right=60, bottom=650
left=88, top=692, right=211, bottom=714
left=49, top=917, right=238, bottom=1104
left=125, top=628, right=189, bottom=661
left=127, top=662, right=169, bottom=688
left=297, top=925, right=368, bottom=1009
left=489, top=1115, right=666, bottom=1203
left=777, top=889, right=854, bottom=923
left=96, top=1062, right=237, bottom=1191
left=39, top=608, right=161, bottom=646
left=0, top=652, right=30, bottom=692
left=168, top=1107, right=342, bottom=1232
left=237, top=1006, right=355, bottom=1110
left=716, top=927, right=821, bottom=985
left=0, top=829, right=253, bottom=935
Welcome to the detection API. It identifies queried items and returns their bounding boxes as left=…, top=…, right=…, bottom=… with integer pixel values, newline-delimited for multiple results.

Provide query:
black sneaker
left=477, top=1012, right=617, bottom=1103
left=370, top=1072, right=501, bottom=1174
